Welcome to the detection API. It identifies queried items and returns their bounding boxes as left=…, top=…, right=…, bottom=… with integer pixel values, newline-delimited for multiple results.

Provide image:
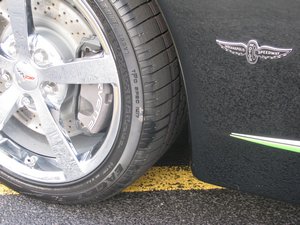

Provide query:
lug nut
left=1, top=73, right=11, bottom=82
left=43, top=82, right=58, bottom=94
left=1, top=73, right=12, bottom=89
left=33, top=49, right=49, bottom=66
left=21, top=97, right=32, bottom=107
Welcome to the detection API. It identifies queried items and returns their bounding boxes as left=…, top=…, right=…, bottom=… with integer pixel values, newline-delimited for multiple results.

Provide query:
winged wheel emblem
left=216, top=40, right=292, bottom=64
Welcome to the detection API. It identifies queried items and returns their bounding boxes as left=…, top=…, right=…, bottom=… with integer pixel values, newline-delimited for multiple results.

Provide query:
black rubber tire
left=0, top=0, right=187, bottom=204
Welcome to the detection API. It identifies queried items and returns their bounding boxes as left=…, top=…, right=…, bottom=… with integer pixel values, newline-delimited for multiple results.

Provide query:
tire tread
left=106, top=0, right=187, bottom=197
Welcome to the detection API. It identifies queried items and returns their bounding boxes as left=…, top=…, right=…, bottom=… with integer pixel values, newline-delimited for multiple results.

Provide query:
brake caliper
left=77, top=37, right=114, bottom=134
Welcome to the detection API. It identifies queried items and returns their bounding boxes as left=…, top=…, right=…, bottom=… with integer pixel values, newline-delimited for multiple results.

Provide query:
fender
left=157, top=0, right=300, bottom=203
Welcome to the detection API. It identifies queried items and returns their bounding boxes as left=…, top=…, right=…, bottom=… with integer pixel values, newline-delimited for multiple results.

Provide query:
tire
left=0, top=0, right=186, bottom=204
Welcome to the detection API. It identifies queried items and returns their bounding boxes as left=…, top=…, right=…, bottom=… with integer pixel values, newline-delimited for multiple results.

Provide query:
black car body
left=158, top=0, right=300, bottom=203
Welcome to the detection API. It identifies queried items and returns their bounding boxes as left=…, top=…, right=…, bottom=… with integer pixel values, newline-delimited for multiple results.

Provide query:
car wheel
left=0, top=0, right=186, bottom=204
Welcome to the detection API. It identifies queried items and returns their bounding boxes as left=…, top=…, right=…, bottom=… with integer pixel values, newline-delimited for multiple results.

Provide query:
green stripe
left=231, top=134, right=300, bottom=154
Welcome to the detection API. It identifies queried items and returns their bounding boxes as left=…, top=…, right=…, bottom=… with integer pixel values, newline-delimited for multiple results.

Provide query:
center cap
left=14, top=61, right=39, bottom=91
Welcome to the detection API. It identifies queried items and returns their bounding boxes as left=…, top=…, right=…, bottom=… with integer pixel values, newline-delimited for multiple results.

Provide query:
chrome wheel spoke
left=7, top=0, right=35, bottom=58
left=0, top=85, right=20, bottom=130
left=32, top=92, right=84, bottom=179
left=38, top=55, right=118, bottom=84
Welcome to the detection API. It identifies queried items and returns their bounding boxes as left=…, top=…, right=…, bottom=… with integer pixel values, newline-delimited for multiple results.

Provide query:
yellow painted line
left=0, top=166, right=222, bottom=195
left=0, top=184, right=18, bottom=195
left=124, top=166, right=222, bottom=192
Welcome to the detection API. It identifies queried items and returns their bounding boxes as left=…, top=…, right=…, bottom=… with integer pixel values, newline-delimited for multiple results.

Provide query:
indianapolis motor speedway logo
left=216, top=39, right=292, bottom=64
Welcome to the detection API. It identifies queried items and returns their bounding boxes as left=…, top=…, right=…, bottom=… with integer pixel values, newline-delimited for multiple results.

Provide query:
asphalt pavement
left=0, top=129, right=299, bottom=225
left=1, top=189, right=299, bottom=225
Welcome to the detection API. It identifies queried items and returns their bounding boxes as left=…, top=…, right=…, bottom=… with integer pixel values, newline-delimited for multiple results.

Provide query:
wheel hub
left=14, top=61, right=39, bottom=91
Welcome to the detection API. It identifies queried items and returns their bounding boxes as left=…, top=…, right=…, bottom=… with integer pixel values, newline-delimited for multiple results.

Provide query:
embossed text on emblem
left=216, top=39, right=292, bottom=64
